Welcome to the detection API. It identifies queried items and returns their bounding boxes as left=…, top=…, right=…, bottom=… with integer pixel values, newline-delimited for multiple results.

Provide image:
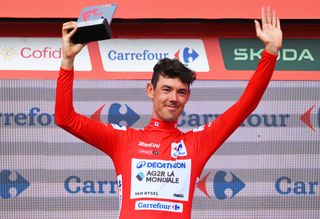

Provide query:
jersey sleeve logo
left=171, top=140, right=187, bottom=158
left=192, top=125, right=205, bottom=132
left=111, top=123, right=127, bottom=131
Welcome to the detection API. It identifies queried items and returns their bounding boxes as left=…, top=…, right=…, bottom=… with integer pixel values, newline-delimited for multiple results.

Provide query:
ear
left=146, top=83, right=154, bottom=99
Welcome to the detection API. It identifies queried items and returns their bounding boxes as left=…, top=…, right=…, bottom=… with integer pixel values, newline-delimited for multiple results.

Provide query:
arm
left=55, top=22, right=119, bottom=157
left=194, top=7, right=282, bottom=159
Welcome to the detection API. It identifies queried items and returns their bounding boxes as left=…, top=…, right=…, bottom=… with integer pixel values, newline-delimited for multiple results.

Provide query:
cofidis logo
left=0, top=170, right=29, bottom=199
left=197, top=171, right=245, bottom=200
left=0, top=37, right=91, bottom=71
left=98, top=39, right=209, bottom=72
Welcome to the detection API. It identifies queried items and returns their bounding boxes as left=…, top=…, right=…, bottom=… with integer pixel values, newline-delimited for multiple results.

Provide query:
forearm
left=238, top=50, right=277, bottom=113
left=61, top=57, right=75, bottom=70
left=55, top=67, right=77, bottom=128
left=206, top=50, right=277, bottom=149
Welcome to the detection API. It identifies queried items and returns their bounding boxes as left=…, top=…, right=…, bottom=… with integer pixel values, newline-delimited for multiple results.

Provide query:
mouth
left=166, top=105, right=179, bottom=111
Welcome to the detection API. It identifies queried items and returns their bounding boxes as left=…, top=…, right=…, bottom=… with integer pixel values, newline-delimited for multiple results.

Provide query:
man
left=55, top=7, right=282, bottom=219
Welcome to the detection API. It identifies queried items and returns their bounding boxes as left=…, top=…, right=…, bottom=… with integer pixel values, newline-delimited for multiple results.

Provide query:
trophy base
left=70, top=18, right=112, bottom=44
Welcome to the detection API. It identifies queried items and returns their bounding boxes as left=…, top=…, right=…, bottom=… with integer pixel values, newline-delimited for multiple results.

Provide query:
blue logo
left=171, top=140, right=187, bottom=158
left=172, top=204, right=181, bottom=211
left=175, top=47, right=199, bottom=64
left=136, top=161, right=147, bottom=169
left=275, top=176, right=320, bottom=195
left=136, top=172, right=145, bottom=181
left=0, top=170, right=30, bottom=199
left=213, top=171, right=245, bottom=200
left=108, top=103, right=140, bottom=126
left=197, top=171, right=245, bottom=200
left=91, top=103, right=140, bottom=127
left=64, top=176, right=117, bottom=194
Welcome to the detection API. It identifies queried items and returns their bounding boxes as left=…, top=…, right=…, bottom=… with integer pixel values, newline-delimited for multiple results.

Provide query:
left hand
left=255, top=7, right=283, bottom=55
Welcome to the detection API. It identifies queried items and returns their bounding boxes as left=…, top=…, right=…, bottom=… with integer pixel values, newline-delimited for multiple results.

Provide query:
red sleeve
left=191, top=50, right=277, bottom=162
left=55, top=67, right=121, bottom=157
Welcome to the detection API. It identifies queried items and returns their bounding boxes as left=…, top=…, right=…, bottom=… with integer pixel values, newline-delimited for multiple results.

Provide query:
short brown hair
left=151, top=58, right=196, bottom=88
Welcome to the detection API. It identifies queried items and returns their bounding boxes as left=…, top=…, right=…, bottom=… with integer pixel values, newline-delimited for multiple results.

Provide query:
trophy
left=69, top=4, right=117, bottom=44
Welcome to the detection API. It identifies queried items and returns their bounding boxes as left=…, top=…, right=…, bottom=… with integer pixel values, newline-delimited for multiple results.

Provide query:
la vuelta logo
left=300, top=105, right=320, bottom=131
left=197, top=171, right=245, bottom=200
left=91, top=103, right=140, bottom=127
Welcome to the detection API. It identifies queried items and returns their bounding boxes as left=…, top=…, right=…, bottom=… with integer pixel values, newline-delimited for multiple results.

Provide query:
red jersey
left=55, top=51, right=277, bottom=219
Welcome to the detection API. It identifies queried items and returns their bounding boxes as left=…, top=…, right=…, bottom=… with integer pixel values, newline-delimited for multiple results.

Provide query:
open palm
left=255, top=7, right=283, bottom=55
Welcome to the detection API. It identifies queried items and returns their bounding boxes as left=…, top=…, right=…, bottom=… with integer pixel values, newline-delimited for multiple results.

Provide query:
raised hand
left=61, top=21, right=87, bottom=70
left=255, top=7, right=283, bottom=55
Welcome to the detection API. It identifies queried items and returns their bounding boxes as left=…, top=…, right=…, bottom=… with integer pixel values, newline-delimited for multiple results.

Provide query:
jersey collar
left=147, top=118, right=178, bottom=130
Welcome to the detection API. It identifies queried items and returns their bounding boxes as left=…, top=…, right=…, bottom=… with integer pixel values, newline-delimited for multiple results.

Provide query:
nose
left=169, top=91, right=178, bottom=102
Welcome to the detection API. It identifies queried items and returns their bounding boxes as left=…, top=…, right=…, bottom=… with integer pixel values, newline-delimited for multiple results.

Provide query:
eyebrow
left=160, top=85, right=189, bottom=92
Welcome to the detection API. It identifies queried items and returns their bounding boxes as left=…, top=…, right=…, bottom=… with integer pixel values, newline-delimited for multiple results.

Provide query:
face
left=147, top=75, right=190, bottom=122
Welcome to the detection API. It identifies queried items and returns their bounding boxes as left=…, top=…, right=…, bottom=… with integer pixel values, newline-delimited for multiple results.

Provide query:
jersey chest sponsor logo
left=137, top=141, right=160, bottom=155
left=135, top=200, right=183, bottom=213
left=138, top=141, right=161, bottom=148
left=171, top=140, right=188, bottom=158
left=131, top=158, right=191, bottom=201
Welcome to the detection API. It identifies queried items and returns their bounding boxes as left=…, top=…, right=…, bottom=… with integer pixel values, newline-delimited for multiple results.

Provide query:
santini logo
left=197, top=171, right=245, bottom=200
left=91, top=103, right=140, bottom=127
left=0, top=170, right=30, bottom=199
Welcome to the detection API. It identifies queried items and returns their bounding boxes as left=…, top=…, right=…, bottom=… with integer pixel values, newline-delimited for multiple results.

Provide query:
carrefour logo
left=0, top=170, right=30, bottom=199
left=178, top=111, right=290, bottom=128
left=0, top=103, right=139, bottom=128
left=300, top=104, right=320, bottom=131
left=275, top=176, right=320, bottom=196
left=174, top=47, right=199, bottom=64
left=0, top=107, right=56, bottom=127
left=197, top=171, right=245, bottom=200
left=64, top=176, right=117, bottom=195
left=91, top=103, right=140, bottom=127
left=135, top=200, right=183, bottom=213
left=99, top=39, right=209, bottom=72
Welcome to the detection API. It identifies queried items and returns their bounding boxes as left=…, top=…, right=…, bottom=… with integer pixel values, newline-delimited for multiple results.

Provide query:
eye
left=162, top=88, right=171, bottom=93
left=178, top=90, right=187, bottom=96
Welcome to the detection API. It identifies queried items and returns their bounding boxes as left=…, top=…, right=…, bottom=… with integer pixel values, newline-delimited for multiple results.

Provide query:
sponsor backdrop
left=1, top=37, right=320, bottom=219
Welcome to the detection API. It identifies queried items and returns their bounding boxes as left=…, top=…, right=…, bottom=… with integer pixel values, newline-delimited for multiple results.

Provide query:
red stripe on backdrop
left=0, top=21, right=320, bottom=80
left=1, top=0, right=320, bottom=19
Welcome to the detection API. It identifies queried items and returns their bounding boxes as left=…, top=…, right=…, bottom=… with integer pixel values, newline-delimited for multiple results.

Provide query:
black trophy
left=69, top=4, right=117, bottom=44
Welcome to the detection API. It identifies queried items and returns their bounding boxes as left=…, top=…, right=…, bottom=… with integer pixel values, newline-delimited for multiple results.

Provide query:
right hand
left=61, top=21, right=86, bottom=69
left=254, top=7, right=282, bottom=55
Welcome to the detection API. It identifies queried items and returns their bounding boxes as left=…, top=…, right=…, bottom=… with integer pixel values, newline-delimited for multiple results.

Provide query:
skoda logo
left=136, top=161, right=146, bottom=169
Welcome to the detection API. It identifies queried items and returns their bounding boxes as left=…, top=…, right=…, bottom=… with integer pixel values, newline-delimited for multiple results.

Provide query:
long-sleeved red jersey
left=55, top=51, right=277, bottom=219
